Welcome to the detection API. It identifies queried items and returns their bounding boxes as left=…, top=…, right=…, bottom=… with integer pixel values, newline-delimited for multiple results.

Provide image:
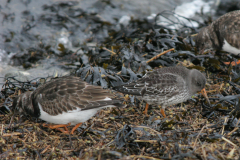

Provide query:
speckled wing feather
left=217, top=10, right=240, bottom=49
left=195, top=10, right=240, bottom=52
left=33, top=76, right=122, bottom=115
left=114, top=66, right=188, bottom=98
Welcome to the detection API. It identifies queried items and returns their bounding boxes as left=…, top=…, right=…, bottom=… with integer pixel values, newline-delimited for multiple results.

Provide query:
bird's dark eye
left=197, top=82, right=201, bottom=86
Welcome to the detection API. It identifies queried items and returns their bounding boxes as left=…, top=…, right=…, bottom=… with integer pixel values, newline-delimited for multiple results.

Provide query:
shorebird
left=12, top=76, right=125, bottom=134
left=195, top=10, right=240, bottom=65
left=113, top=66, right=209, bottom=117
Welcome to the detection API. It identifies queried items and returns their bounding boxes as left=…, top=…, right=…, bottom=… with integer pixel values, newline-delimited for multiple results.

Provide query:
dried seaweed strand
left=146, top=48, right=174, bottom=64
left=201, top=144, right=207, bottom=160
left=221, top=117, right=228, bottom=135
left=41, top=145, right=51, bottom=154
left=131, top=125, right=161, bottom=135
left=133, top=140, right=158, bottom=143
left=2, top=132, right=22, bottom=137
left=129, top=155, right=162, bottom=160
left=102, top=47, right=117, bottom=55
left=227, top=118, right=240, bottom=136
left=193, top=125, right=206, bottom=148
left=222, top=137, right=237, bottom=147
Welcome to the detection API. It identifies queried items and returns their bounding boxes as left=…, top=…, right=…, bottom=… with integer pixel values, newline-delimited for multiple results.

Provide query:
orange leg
left=70, top=123, right=82, bottom=134
left=42, top=123, right=71, bottom=134
left=143, top=103, right=149, bottom=115
left=160, top=107, right=166, bottom=118
left=224, top=60, right=240, bottom=66
left=201, top=88, right=211, bottom=106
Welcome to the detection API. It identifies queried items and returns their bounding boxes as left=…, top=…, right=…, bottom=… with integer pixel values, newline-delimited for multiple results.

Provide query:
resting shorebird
left=195, top=10, right=240, bottom=65
left=12, top=76, right=125, bottom=134
left=113, top=66, right=209, bottom=117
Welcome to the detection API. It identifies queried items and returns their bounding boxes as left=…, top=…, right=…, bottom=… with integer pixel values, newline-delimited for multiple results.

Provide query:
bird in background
left=195, top=10, right=240, bottom=66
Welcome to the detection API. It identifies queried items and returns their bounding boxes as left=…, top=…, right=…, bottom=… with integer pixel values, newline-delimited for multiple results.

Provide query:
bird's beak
left=201, top=88, right=211, bottom=106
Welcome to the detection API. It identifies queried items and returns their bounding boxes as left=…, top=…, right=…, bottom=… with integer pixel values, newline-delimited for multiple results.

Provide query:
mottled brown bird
left=12, top=76, right=125, bottom=134
left=113, top=66, right=209, bottom=117
left=195, top=10, right=240, bottom=65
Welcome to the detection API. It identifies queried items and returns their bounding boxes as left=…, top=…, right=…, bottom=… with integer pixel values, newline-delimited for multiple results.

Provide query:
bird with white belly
left=195, top=10, right=240, bottom=63
left=12, top=76, right=125, bottom=134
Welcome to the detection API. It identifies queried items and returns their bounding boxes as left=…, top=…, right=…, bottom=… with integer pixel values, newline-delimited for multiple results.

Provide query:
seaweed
left=1, top=1, right=240, bottom=159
